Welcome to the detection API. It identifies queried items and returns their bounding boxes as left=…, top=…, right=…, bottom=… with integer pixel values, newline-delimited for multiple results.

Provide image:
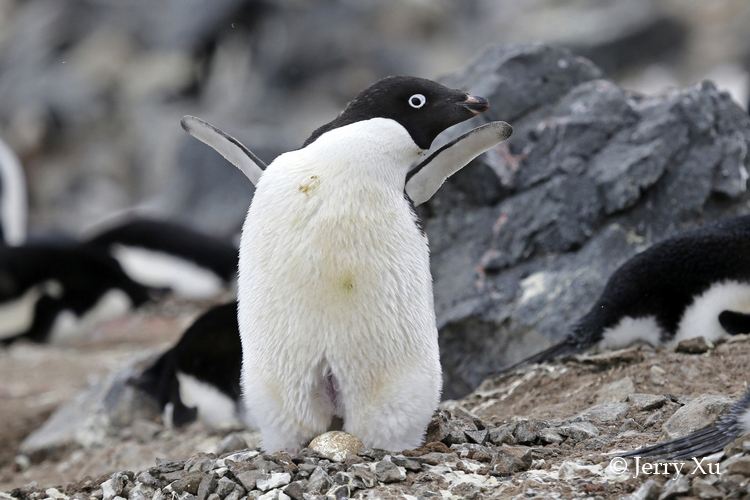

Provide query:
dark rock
left=429, top=44, right=750, bottom=399
left=215, top=476, right=238, bottom=497
left=390, top=455, right=422, bottom=472
left=329, top=485, right=351, bottom=500
left=306, top=467, right=332, bottom=494
left=675, top=336, right=713, bottom=354
left=169, top=471, right=205, bottom=496
left=282, top=480, right=307, bottom=500
left=233, top=469, right=264, bottom=491
left=196, top=474, right=217, bottom=500
left=489, top=446, right=533, bottom=476
left=349, top=464, right=377, bottom=489
left=374, top=460, right=405, bottom=483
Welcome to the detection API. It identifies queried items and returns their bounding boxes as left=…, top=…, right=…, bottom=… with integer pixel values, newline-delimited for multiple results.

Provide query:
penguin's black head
left=304, top=76, right=489, bottom=149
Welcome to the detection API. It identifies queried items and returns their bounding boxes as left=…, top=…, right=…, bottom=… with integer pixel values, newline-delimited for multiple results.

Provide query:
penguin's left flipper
left=180, top=115, right=267, bottom=185
left=405, top=121, right=512, bottom=207
left=719, top=310, right=750, bottom=335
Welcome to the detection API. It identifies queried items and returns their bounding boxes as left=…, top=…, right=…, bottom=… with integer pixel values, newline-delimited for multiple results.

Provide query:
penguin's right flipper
left=180, top=115, right=267, bottom=185
left=405, top=121, right=512, bottom=206
left=621, top=389, right=750, bottom=460
left=719, top=310, right=750, bottom=335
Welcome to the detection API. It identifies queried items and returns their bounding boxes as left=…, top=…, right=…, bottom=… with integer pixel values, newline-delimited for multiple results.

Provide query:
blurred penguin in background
left=0, top=137, right=27, bottom=246
left=130, top=301, right=246, bottom=429
left=85, top=217, right=238, bottom=300
left=0, top=242, right=159, bottom=346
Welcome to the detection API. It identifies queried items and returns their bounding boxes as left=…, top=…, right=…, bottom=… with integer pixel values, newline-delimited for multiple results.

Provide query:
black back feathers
left=498, top=215, right=750, bottom=372
left=131, top=302, right=241, bottom=426
left=87, top=217, right=238, bottom=283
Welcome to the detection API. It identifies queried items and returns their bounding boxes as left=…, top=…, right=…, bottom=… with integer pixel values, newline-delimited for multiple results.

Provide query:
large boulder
left=430, top=44, right=750, bottom=399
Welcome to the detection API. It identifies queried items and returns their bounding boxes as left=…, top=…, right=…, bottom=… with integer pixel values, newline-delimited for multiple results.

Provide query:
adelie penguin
left=0, top=243, right=156, bottom=345
left=622, top=388, right=750, bottom=460
left=85, top=217, right=238, bottom=299
left=131, top=301, right=246, bottom=429
left=183, top=75, right=512, bottom=451
left=0, top=137, right=27, bottom=246
left=499, top=215, right=750, bottom=373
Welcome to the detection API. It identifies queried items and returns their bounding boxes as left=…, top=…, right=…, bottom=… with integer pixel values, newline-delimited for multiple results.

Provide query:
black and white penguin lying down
left=130, top=301, right=245, bottom=429
left=86, top=217, right=238, bottom=300
left=501, top=215, right=750, bottom=372
left=623, top=388, right=750, bottom=460
left=0, top=243, right=156, bottom=345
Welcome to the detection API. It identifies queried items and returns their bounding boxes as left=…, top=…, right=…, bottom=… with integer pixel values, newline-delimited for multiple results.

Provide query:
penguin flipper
left=405, top=121, right=512, bottom=206
left=719, top=310, right=750, bottom=335
left=621, top=389, right=750, bottom=460
left=180, top=115, right=266, bottom=185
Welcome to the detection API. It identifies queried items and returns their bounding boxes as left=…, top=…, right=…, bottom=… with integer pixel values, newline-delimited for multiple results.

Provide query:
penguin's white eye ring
left=408, top=94, right=427, bottom=109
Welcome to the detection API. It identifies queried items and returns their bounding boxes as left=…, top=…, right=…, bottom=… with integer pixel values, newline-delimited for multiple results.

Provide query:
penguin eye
left=408, top=94, right=427, bottom=109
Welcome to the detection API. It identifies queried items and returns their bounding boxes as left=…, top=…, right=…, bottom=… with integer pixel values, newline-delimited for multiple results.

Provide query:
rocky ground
left=2, top=304, right=748, bottom=498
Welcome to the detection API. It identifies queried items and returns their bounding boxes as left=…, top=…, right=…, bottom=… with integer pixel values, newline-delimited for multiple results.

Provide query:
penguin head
left=305, top=76, right=489, bottom=149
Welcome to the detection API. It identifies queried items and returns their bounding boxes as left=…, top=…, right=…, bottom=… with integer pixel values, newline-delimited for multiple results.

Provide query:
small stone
left=170, top=471, right=205, bottom=495
left=329, top=485, right=350, bottom=500
left=726, top=456, right=750, bottom=476
left=217, top=449, right=260, bottom=467
left=490, top=446, right=532, bottom=475
left=662, top=395, right=733, bottom=439
left=256, top=472, right=291, bottom=492
left=102, top=472, right=130, bottom=500
left=576, top=402, right=629, bottom=424
left=675, top=336, right=713, bottom=354
left=350, top=464, right=377, bottom=488
left=224, top=489, right=242, bottom=500
left=628, top=393, right=668, bottom=411
left=374, top=460, right=406, bottom=483
left=488, top=424, right=516, bottom=445
left=628, top=479, right=662, bottom=500
left=282, top=481, right=306, bottom=500
left=215, top=477, right=237, bottom=497
left=539, top=428, right=564, bottom=444
left=135, top=471, right=161, bottom=488
left=691, top=477, right=723, bottom=499
left=216, top=434, right=248, bottom=456
left=650, top=365, right=667, bottom=385
left=558, top=421, right=599, bottom=442
left=595, top=377, right=635, bottom=403
left=390, top=455, right=423, bottom=471
left=128, top=483, right=153, bottom=500
left=306, top=467, right=332, bottom=494
left=416, top=452, right=454, bottom=465
left=185, top=455, right=217, bottom=473
left=658, top=474, right=690, bottom=499
left=44, top=488, right=68, bottom=499
left=513, top=419, right=546, bottom=444
left=235, top=469, right=264, bottom=491
left=196, top=474, right=217, bottom=500
left=206, top=495, right=221, bottom=500
left=452, top=443, right=494, bottom=462
left=464, top=428, right=488, bottom=445
left=575, top=347, right=643, bottom=367
left=257, top=489, right=290, bottom=500
left=308, top=432, right=364, bottom=462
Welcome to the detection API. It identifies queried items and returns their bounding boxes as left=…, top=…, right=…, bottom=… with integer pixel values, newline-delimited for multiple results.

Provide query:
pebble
left=675, top=336, right=713, bottom=354
left=256, top=472, right=291, bottom=492
left=374, top=459, right=406, bottom=483
left=628, top=393, right=668, bottom=411
left=308, top=432, right=363, bottom=462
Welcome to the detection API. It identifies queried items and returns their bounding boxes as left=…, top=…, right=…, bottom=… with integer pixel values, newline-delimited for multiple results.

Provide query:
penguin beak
left=462, top=95, right=490, bottom=114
